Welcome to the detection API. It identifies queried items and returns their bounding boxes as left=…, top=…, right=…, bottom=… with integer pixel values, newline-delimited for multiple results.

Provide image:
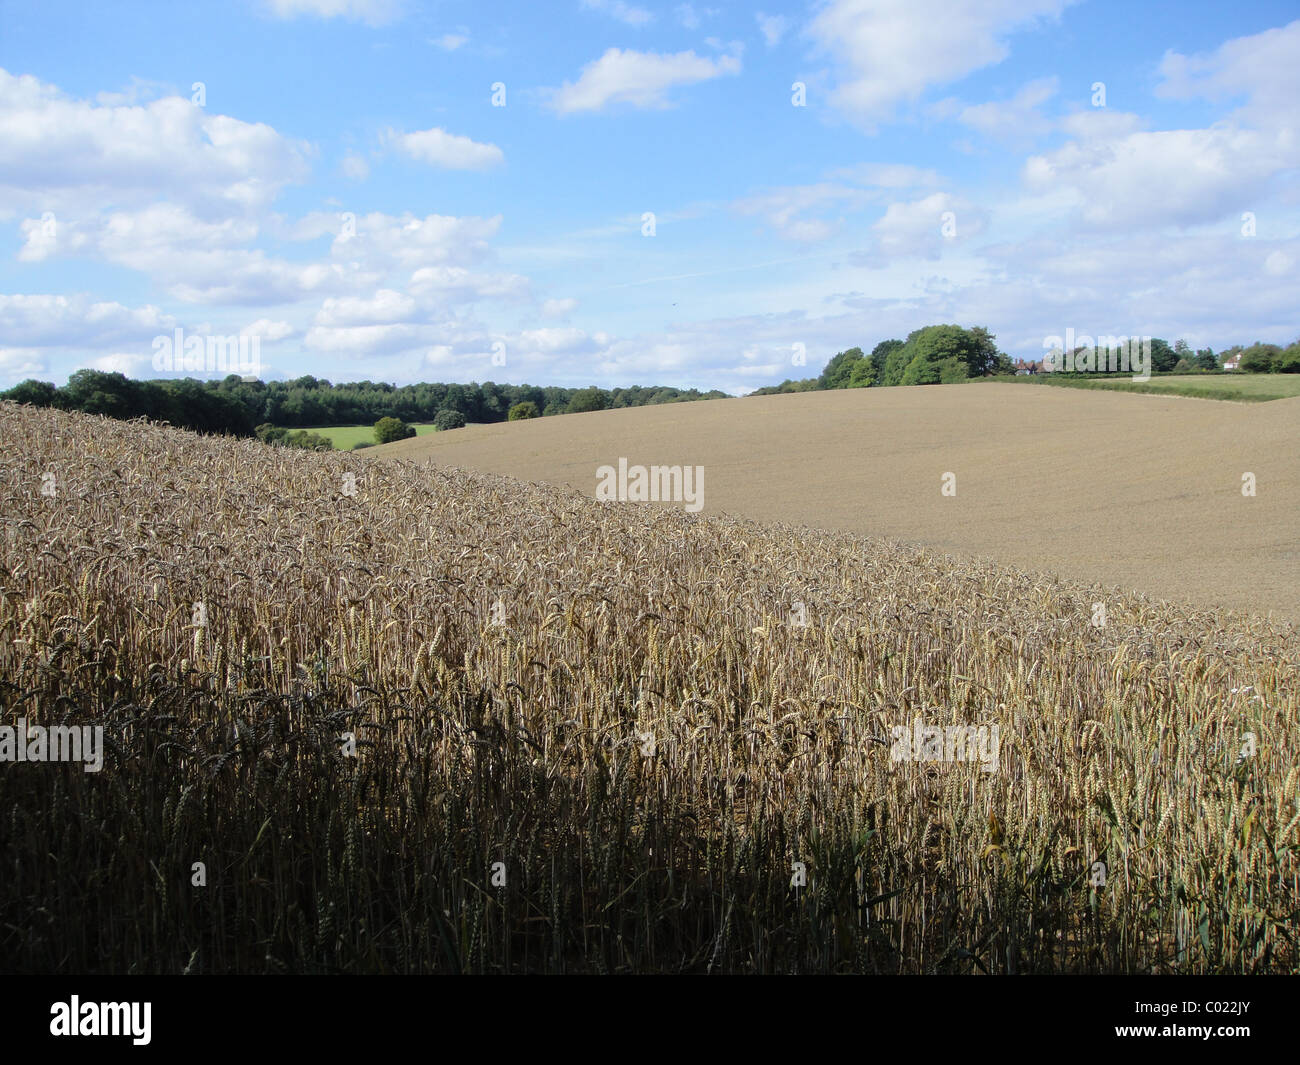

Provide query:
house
left=1221, top=353, right=1241, bottom=370
left=1012, top=358, right=1042, bottom=375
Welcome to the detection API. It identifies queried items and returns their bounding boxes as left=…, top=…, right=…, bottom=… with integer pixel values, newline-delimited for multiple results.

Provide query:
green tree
left=817, top=347, right=865, bottom=389
left=1276, top=342, right=1300, bottom=373
left=886, top=325, right=989, bottom=386
left=1148, top=338, right=1178, bottom=373
left=846, top=360, right=877, bottom=387
left=1194, top=347, right=1217, bottom=371
left=870, top=340, right=904, bottom=381
left=508, top=401, right=540, bottom=420
left=1240, top=343, right=1281, bottom=373
left=567, top=387, right=608, bottom=413
left=433, top=408, right=467, bottom=430
left=374, top=416, right=416, bottom=443
left=1, top=379, right=58, bottom=406
left=937, top=357, right=969, bottom=383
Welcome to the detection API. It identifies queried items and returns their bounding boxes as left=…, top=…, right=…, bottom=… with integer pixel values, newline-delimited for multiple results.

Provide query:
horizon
left=2, top=1, right=1297, bottom=395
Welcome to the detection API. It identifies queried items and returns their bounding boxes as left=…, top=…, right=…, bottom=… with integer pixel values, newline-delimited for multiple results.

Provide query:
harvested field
left=376, top=385, right=1300, bottom=625
left=2, top=402, right=1297, bottom=973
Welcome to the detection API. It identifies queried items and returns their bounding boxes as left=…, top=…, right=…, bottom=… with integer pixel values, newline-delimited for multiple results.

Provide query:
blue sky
left=1, top=0, right=1297, bottom=393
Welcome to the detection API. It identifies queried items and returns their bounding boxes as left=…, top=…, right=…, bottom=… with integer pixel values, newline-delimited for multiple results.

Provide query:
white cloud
left=432, top=32, right=468, bottom=50
left=1024, top=125, right=1298, bottom=230
left=0, top=68, right=310, bottom=215
left=1157, top=19, right=1300, bottom=121
left=580, top=0, right=654, bottom=28
left=756, top=13, right=788, bottom=47
left=332, top=211, right=503, bottom=269
left=386, top=126, right=504, bottom=170
left=807, top=0, right=1071, bottom=128
left=872, top=192, right=986, bottom=256
left=0, top=347, right=47, bottom=378
left=547, top=48, right=741, bottom=114
left=953, top=76, right=1057, bottom=142
left=314, top=289, right=418, bottom=327
left=264, top=0, right=403, bottom=25
left=84, top=352, right=151, bottom=375
left=241, top=319, right=295, bottom=340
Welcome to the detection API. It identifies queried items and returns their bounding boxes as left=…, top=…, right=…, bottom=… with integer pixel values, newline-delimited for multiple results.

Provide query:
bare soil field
left=375, top=384, right=1300, bottom=625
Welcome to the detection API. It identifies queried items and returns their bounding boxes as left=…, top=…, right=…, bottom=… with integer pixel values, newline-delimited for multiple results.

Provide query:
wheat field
left=2, top=402, right=1298, bottom=973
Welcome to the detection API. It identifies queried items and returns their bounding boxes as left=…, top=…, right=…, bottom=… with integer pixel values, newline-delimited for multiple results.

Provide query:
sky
left=1, top=0, right=1297, bottom=394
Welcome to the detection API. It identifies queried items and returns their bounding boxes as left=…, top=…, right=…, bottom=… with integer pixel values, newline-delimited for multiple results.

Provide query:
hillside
left=375, top=384, right=1300, bottom=624
left=2, top=402, right=1298, bottom=973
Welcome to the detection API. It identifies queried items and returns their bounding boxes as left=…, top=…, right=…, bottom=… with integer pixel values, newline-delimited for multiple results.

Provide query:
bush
left=433, top=409, right=466, bottom=431
left=351, top=441, right=375, bottom=450
left=374, top=416, right=416, bottom=444
left=508, top=401, right=539, bottom=421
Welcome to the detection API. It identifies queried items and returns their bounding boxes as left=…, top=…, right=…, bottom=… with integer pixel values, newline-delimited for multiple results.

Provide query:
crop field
left=987, top=374, right=1300, bottom=403
left=376, top=384, right=1300, bottom=625
left=3, top=401, right=1298, bottom=974
left=311, top=423, right=439, bottom=450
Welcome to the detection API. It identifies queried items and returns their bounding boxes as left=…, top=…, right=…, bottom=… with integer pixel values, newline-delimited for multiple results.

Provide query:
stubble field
left=376, top=384, right=1300, bottom=625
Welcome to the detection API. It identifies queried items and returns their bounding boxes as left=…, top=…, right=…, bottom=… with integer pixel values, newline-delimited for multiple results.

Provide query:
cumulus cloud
left=1024, top=124, right=1298, bottom=230
left=0, top=68, right=311, bottom=215
left=385, top=126, right=504, bottom=170
left=546, top=48, right=741, bottom=113
left=871, top=192, right=987, bottom=257
left=241, top=319, right=295, bottom=340
left=807, top=0, right=1071, bottom=128
left=1157, top=19, right=1300, bottom=120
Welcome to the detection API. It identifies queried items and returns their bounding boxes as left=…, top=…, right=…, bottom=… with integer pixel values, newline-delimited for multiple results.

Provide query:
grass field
left=310, top=422, right=438, bottom=449
left=985, top=373, right=1300, bottom=402
left=375, top=384, right=1300, bottom=625
left=3, top=401, right=1298, bottom=974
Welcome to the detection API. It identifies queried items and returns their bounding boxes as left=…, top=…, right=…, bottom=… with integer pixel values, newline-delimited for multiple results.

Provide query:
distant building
left=1222, top=353, right=1241, bottom=370
left=1012, top=359, right=1042, bottom=375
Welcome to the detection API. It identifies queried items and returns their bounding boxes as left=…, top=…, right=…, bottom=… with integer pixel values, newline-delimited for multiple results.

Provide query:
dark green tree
left=374, top=416, right=416, bottom=443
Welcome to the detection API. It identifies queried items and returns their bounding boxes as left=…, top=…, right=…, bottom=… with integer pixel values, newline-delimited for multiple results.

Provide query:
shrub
left=374, top=416, right=416, bottom=443
left=433, top=409, right=467, bottom=431
left=351, top=441, right=375, bottom=450
left=508, top=401, right=540, bottom=421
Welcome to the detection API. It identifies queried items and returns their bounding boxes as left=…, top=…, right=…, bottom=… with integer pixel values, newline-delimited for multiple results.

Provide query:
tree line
left=0, top=371, right=729, bottom=439
left=752, top=325, right=1300, bottom=395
